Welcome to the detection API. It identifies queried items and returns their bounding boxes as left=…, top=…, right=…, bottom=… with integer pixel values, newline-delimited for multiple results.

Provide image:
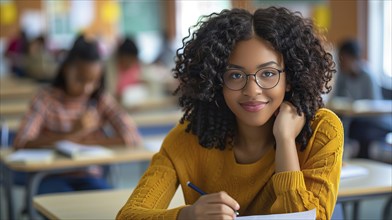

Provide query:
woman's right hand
left=178, top=191, right=240, bottom=220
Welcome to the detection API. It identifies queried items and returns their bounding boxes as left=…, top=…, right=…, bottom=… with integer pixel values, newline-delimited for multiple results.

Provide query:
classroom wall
left=0, top=0, right=368, bottom=56
left=0, top=0, right=42, bottom=39
left=327, top=0, right=368, bottom=58
left=229, top=0, right=367, bottom=55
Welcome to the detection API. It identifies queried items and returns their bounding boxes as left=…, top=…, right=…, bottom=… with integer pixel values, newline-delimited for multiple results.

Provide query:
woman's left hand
left=273, top=101, right=305, bottom=143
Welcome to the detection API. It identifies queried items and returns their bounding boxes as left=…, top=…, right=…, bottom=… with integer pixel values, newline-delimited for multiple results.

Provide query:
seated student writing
left=13, top=35, right=141, bottom=194
left=117, top=7, right=343, bottom=220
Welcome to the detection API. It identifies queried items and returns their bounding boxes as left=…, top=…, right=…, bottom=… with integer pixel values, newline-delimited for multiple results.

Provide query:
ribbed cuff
left=272, top=171, right=306, bottom=195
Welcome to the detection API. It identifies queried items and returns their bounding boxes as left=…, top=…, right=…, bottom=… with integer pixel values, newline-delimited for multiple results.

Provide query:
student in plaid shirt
left=13, top=35, right=141, bottom=194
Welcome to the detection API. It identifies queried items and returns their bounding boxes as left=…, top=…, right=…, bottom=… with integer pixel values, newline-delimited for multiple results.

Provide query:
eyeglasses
left=223, top=67, right=284, bottom=91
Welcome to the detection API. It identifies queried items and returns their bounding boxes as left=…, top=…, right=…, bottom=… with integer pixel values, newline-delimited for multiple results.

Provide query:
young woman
left=13, top=35, right=141, bottom=194
left=117, top=7, right=343, bottom=220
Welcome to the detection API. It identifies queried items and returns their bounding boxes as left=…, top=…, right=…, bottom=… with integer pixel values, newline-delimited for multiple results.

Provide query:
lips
left=240, top=101, right=268, bottom=112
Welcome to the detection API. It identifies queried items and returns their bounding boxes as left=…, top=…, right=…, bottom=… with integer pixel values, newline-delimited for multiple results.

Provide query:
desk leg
left=383, top=196, right=392, bottom=220
left=2, top=166, right=15, bottom=220
left=352, top=201, right=359, bottom=220
left=26, top=171, right=49, bottom=220
left=341, top=116, right=352, bottom=138
left=341, top=202, right=347, bottom=220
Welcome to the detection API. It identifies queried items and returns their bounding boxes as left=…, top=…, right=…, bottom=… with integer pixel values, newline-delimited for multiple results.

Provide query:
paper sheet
left=55, top=140, right=113, bottom=159
left=237, top=208, right=316, bottom=220
left=6, top=149, right=54, bottom=164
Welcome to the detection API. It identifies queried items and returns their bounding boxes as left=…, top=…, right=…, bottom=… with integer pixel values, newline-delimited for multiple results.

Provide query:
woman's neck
left=234, top=117, right=275, bottom=164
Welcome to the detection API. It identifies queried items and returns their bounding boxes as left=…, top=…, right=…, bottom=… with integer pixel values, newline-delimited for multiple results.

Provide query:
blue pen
left=187, top=181, right=240, bottom=216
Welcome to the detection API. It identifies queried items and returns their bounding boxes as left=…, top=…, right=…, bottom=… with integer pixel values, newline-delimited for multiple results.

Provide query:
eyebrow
left=227, top=61, right=280, bottom=69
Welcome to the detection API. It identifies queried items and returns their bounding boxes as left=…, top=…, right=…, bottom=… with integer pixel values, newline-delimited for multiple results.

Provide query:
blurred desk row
left=327, top=98, right=392, bottom=117
left=1, top=76, right=180, bottom=132
left=0, top=76, right=37, bottom=102
left=0, top=135, right=165, bottom=220
left=1, top=108, right=182, bottom=132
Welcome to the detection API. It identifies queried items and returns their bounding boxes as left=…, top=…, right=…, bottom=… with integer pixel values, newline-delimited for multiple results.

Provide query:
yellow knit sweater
left=117, top=108, right=343, bottom=219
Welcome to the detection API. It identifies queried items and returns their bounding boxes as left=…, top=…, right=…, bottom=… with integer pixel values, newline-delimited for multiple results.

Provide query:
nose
left=242, top=75, right=262, bottom=97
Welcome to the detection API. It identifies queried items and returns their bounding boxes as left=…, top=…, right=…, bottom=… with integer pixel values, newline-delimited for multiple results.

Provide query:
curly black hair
left=173, top=7, right=335, bottom=151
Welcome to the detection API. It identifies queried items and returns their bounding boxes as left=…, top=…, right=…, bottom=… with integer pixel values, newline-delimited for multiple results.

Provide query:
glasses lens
left=223, top=70, right=246, bottom=90
left=255, top=68, right=280, bottom=89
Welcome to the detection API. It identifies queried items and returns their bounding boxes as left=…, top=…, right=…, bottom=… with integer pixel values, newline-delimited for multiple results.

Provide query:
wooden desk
left=0, top=77, right=38, bottom=101
left=0, top=148, right=155, bottom=172
left=328, top=99, right=392, bottom=117
left=338, top=159, right=392, bottom=220
left=33, top=187, right=185, bottom=220
left=327, top=99, right=392, bottom=148
left=125, top=96, right=177, bottom=113
left=4, top=109, right=182, bottom=131
left=0, top=102, right=28, bottom=118
left=31, top=159, right=392, bottom=220
left=0, top=147, right=156, bottom=220
left=339, top=159, right=392, bottom=198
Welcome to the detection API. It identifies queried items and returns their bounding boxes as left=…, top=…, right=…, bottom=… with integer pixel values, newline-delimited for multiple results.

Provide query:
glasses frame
left=223, top=67, right=285, bottom=91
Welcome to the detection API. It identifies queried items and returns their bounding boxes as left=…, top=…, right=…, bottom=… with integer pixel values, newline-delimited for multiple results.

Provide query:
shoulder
left=34, top=86, right=53, bottom=98
left=311, top=108, right=343, bottom=139
left=161, top=121, right=201, bottom=155
left=162, top=122, right=198, bottom=148
left=96, top=92, right=121, bottom=107
left=307, top=108, right=344, bottom=154
left=299, top=108, right=344, bottom=162
left=30, top=87, right=59, bottom=106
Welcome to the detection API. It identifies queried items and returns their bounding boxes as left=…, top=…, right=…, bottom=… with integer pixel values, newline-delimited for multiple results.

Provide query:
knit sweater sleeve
left=116, top=137, right=186, bottom=219
left=270, top=109, right=344, bottom=220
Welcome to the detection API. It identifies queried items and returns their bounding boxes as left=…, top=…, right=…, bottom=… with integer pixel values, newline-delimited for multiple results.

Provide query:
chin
left=237, top=115, right=273, bottom=127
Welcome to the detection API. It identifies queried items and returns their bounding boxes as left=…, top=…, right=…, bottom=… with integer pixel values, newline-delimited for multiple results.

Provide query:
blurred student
left=4, top=30, right=28, bottom=77
left=332, top=39, right=391, bottom=158
left=24, top=35, right=57, bottom=82
left=153, top=31, right=176, bottom=68
left=333, top=39, right=381, bottom=100
left=13, top=35, right=141, bottom=194
left=114, top=37, right=142, bottom=99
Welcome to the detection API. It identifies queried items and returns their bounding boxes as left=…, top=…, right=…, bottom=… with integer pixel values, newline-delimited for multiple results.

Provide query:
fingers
left=205, top=204, right=238, bottom=218
left=208, top=191, right=240, bottom=212
left=273, top=101, right=305, bottom=141
left=279, top=101, right=296, bottom=113
left=191, top=191, right=239, bottom=219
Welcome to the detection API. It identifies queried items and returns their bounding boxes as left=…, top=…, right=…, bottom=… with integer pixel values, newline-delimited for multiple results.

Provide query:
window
left=119, top=0, right=163, bottom=63
left=383, top=0, right=391, bottom=79
left=45, top=0, right=74, bottom=50
left=175, top=0, right=231, bottom=48
left=368, top=0, right=392, bottom=89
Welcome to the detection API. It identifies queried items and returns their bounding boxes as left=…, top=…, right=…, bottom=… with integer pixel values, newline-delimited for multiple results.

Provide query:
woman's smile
left=239, top=101, right=269, bottom=112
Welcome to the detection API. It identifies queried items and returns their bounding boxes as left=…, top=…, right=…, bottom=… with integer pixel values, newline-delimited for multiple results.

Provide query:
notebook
left=55, top=140, right=113, bottom=160
left=6, top=149, right=54, bottom=164
left=237, top=208, right=316, bottom=220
